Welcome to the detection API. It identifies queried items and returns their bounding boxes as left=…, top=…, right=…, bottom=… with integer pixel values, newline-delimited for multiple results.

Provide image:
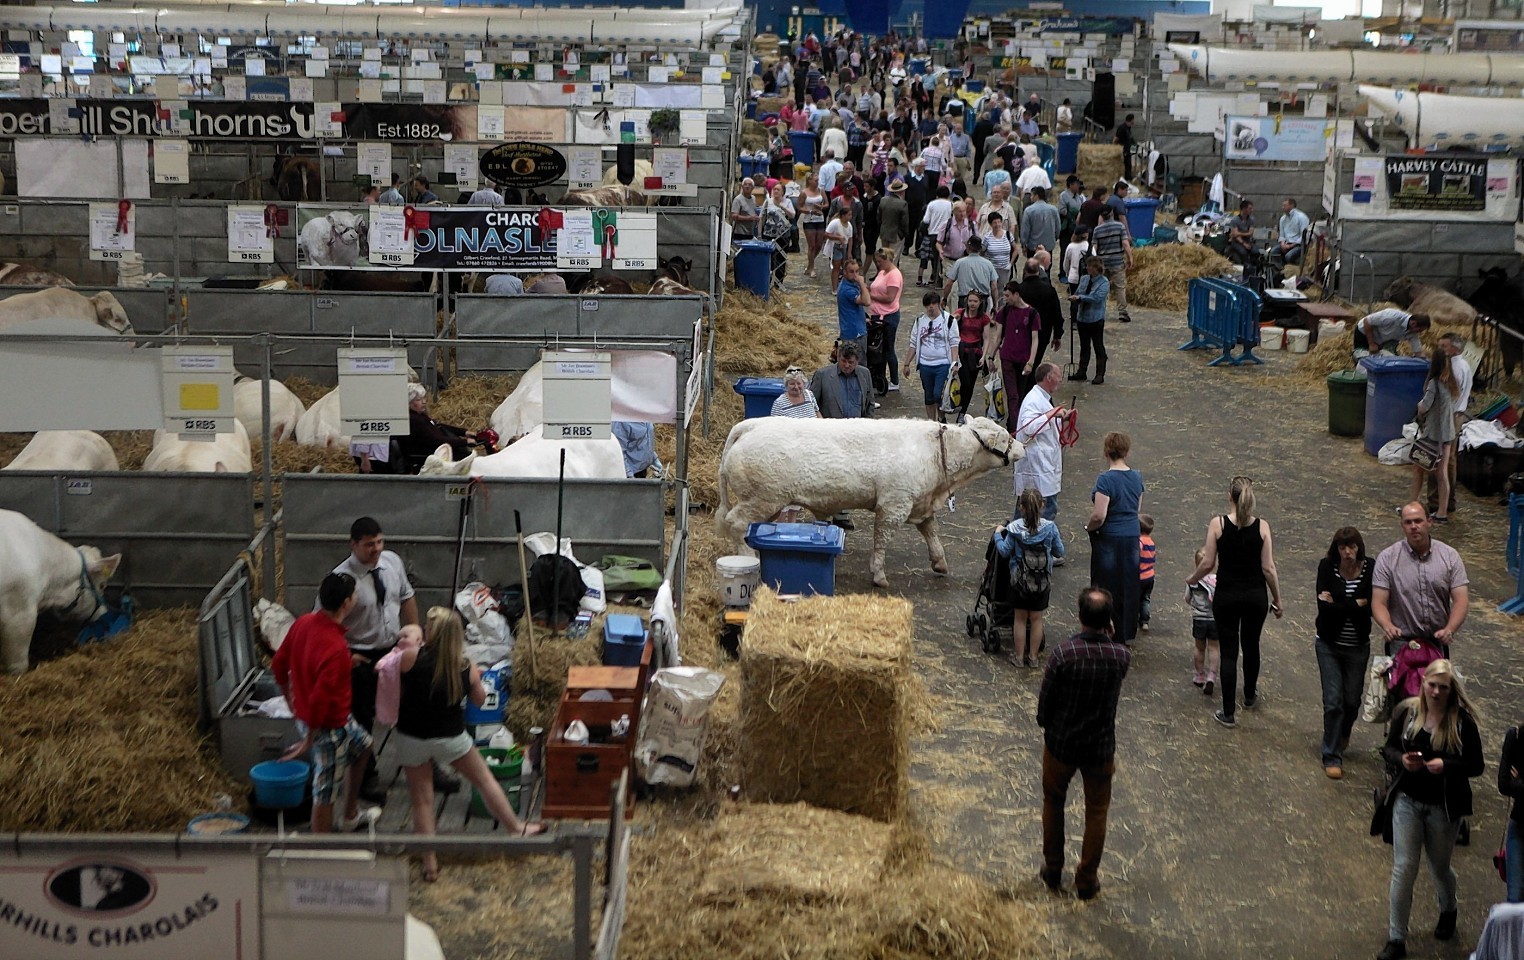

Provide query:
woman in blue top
left=994, top=487, right=1066, bottom=667
left=1084, top=431, right=1144, bottom=642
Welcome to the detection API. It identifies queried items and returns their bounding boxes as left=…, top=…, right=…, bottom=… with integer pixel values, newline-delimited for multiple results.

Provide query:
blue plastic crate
left=602, top=613, right=648, bottom=666
left=744, top=522, right=846, bottom=596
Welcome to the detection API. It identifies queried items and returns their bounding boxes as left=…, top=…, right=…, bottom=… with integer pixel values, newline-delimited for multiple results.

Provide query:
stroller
left=966, top=536, right=1018, bottom=654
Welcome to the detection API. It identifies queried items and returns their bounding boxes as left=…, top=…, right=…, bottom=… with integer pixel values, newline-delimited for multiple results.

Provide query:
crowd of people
left=750, top=26, right=1518, bottom=957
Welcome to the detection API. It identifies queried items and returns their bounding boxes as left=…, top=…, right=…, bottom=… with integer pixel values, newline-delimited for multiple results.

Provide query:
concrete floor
left=780, top=263, right=1520, bottom=960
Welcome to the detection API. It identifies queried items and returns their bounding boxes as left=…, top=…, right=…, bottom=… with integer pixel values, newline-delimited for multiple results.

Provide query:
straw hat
left=887, top=179, right=907, bottom=193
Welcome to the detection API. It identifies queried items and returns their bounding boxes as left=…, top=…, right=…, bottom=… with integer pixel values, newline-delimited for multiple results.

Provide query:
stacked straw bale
left=1126, top=244, right=1232, bottom=312
left=1077, top=143, right=1123, bottom=188
left=739, top=590, right=914, bottom=822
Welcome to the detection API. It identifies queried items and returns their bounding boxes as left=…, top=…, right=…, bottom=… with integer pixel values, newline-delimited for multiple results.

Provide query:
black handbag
left=1370, top=774, right=1402, bottom=845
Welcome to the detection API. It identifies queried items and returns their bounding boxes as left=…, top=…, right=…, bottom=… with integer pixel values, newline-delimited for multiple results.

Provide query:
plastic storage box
left=744, top=521, right=846, bottom=596
left=602, top=614, right=649, bottom=667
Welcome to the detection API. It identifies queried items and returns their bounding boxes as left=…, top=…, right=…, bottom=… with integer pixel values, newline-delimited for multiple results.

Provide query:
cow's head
left=325, top=212, right=360, bottom=248
left=89, top=292, right=133, bottom=335
left=418, top=444, right=475, bottom=477
left=62, top=546, right=122, bottom=623
left=659, top=255, right=693, bottom=285
left=1383, top=276, right=1418, bottom=308
left=965, top=416, right=1023, bottom=468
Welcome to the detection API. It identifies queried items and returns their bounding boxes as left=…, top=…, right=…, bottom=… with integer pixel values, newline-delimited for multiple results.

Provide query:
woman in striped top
left=770, top=370, right=822, bottom=419
left=1314, top=527, right=1375, bottom=780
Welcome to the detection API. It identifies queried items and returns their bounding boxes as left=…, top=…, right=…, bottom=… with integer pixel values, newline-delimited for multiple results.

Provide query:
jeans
left=1314, top=639, right=1369, bottom=766
left=1389, top=793, right=1460, bottom=942
left=1139, top=579, right=1154, bottom=625
left=918, top=362, right=950, bottom=408
left=1089, top=532, right=1140, bottom=642
left=1508, top=819, right=1524, bottom=903
left=882, top=310, right=902, bottom=385
left=1076, top=319, right=1107, bottom=378
left=1043, top=494, right=1059, bottom=522
left=1041, top=747, right=1115, bottom=895
left=1214, top=591, right=1268, bottom=716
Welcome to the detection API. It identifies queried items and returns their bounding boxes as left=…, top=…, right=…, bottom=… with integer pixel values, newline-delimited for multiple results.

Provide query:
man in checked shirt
left=1037, top=586, right=1132, bottom=900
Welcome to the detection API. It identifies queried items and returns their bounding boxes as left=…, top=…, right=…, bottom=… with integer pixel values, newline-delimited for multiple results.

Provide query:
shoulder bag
left=1409, top=414, right=1442, bottom=471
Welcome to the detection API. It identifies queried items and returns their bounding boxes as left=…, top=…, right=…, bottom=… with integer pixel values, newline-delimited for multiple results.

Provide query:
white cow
left=0, top=509, right=121, bottom=673
left=254, top=598, right=295, bottom=652
left=233, top=377, right=306, bottom=444
left=0, top=288, right=133, bottom=335
left=299, top=211, right=365, bottom=268
left=417, top=426, right=625, bottom=479
left=717, top=416, right=1022, bottom=588
left=142, top=419, right=253, bottom=473
left=3, top=431, right=119, bottom=472
left=488, top=362, right=545, bottom=442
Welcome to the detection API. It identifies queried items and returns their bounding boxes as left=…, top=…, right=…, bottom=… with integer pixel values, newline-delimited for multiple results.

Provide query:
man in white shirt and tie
left=327, top=516, right=422, bottom=800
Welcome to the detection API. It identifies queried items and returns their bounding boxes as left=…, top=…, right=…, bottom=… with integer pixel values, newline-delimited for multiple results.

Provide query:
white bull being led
left=717, top=416, right=1022, bottom=588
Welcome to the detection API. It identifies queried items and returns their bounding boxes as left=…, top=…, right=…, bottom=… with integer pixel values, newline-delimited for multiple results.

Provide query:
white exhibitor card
left=367, top=206, right=415, bottom=266
left=228, top=205, right=275, bottom=264
left=161, top=345, right=236, bottom=437
left=315, top=101, right=343, bottom=138
left=611, top=211, right=658, bottom=270
left=557, top=209, right=597, bottom=267
left=444, top=144, right=478, bottom=191
left=542, top=350, right=611, bottom=440
left=477, top=104, right=504, bottom=140
left=88, top=202, right=135, bottom=261
left=48, top=98, right=79, bottom=134
left=338, top=348, right=410, bottom=438
left=652, top=147, right=687, bottom=185
left=154, top=139, right=190, bottom=184
left=568, top=146, right=601, bottom=188
left=356, top=142, right=391, bottom=185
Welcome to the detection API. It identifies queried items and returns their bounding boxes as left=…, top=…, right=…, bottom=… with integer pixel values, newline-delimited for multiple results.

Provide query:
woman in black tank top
left=1186, top=477, right=1284, bottom=727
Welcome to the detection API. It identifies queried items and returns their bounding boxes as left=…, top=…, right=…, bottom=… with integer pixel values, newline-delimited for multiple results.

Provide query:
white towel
left=1209, top=172, right=1225, bottom=208
left=1460, top=418, right=1522, bottom=451
left=650, top=580, right=681, bottom=667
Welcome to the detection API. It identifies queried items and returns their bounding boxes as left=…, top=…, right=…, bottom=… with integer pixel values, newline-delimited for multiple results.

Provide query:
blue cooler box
left=602, top=614, right=648, bottom=666
left=744, top=522, right=846, bottom=596
left=732, top=377, right=787, bottom=418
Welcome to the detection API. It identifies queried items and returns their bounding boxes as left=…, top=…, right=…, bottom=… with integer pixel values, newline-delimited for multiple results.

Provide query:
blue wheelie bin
left=1358, top=356, right=1430, bottom=456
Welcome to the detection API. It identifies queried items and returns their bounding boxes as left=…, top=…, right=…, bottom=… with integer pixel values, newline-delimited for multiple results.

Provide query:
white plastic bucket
left=716, top=555, right=761, bottom=608
left=1318, top=319, right=1346, bottom=342
left=1261, top=326, right=1285, bottom=350
left=1287, top=329, right=1311, bottom=354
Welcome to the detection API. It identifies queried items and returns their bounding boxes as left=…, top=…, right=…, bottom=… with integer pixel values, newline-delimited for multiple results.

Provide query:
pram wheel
left=965, top=614, right=976, bottom=637
left=976, top=612, right=988, bottom=634
left=980, top=628, right=1000, bottom=654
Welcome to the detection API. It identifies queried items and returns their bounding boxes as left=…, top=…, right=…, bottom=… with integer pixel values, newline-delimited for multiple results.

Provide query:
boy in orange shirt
left=1138, top=515, right=1156, bottom=633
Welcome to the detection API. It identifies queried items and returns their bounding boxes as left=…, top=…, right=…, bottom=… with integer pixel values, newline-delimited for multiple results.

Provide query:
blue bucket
left=250, top=760, right=310, bottom=809
left=463, top=666, right=508, bottom=725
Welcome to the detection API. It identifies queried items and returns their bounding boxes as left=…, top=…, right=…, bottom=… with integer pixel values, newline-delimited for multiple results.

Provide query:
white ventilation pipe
left=1361, top=84, right=1524, bottom=147
left=1169, top=43, right=1523, bottom=87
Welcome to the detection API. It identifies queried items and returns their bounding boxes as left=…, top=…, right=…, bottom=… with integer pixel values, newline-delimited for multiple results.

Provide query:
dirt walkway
left=775, top=259, right=1519, bottom=960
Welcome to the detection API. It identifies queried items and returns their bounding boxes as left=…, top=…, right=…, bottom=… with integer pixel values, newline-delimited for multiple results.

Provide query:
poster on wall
left=1384, top=155, right=1487, bottom=211
left=297, top=205, right=581, bottom=273
left=1223, top=116, right=1332, bottom=162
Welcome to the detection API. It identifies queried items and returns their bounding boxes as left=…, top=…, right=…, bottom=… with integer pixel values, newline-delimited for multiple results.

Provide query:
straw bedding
left=620, top=803, right=1052, bottom=960
left=1077, top=143, right=1123, bottom=188
left=739, top=590, right=916, bottom=822
left=1126, top=244, right=1232, bottom=313
left=0, top=608, right=243, bottom=833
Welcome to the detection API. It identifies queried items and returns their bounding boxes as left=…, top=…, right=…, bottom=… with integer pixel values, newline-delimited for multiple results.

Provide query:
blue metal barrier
left=1179, top=277, right=1264, bottom=366
left=1502, top=493, right=1524, bottom=615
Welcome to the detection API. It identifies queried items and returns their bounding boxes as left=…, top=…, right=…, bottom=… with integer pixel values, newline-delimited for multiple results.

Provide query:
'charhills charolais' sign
left=0, top=99, right=480, bottom=141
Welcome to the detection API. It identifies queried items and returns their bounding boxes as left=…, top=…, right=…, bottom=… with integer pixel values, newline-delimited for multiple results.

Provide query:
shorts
left=392, top=729, right=475, bottom=769
left=1012, top=585, right=1051, bottom=612
left=831, top=244, right=847, bottom=262
left=918, top=362, right=950, bottom=406
left=1192, top=619, right=1219, bottom=642
left=297, top=718, right=373, bottom=806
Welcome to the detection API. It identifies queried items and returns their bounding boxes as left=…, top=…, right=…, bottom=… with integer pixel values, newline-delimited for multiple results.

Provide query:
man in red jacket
left=273, top=573, right=379, bottom=833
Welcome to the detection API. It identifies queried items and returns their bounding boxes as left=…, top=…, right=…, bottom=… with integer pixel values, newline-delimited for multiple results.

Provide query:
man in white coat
left=1012, top=362, right=1074, bottom=526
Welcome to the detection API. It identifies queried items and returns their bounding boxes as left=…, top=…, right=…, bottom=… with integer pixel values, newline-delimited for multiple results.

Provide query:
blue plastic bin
left=1057, top=131, right=1083, bottom=174
left=732, top=377, right=787, bottom=418
left=789, top=130, right=817, bottom=167
left=734, top=239, right=774, bottom=299
left=250, top=760, right=310, bottom=809
left=744, top=522, right=846, bottom=596
left=602, top=613, right=648, bottom=666
left=1123, top=198, right=1161, bottom=245
left=1359, top=356, right=1430, bottom=456
left=464, top=664, right=508, bottom=724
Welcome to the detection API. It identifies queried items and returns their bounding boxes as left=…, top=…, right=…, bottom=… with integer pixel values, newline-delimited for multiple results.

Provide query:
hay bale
left=620, top=803, right=1052, bottom=960
left=697, top=802, right=892, bottom=902
left=1077, top=143, right=1123, bottom=188
left=741, top=120, right=770, bottom=152
left=756, top=96, right=785, bottom=116
left=1126, top=243, right=1233, bottom=312
left=432, top=374, right=519, bottom=432
left=0, top=608, right=244, bottom=832
left=739, top=590, right=914, bottom=822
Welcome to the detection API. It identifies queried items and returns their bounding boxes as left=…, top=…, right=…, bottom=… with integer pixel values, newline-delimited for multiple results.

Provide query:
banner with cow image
left=295, top=205, right=570, bottom=273
left=1384, top=156, right=1487, bottom=212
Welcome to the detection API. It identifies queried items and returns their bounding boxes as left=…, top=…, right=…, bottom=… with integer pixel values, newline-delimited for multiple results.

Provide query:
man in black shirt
left=1037, top=586, right=1132, bottom=901
left=1019, top=261, right=1065, bottom=383
left=1114, top=113, right=1136, bottom=180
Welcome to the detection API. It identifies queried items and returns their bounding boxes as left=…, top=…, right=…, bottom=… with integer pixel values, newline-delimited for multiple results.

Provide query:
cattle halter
left=970, top=426, right=1012, bottom=466
left=72, top=550, right=108, bottom=623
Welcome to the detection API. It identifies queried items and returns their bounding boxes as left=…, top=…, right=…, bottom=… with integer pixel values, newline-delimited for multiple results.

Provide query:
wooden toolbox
left=542, top=691, right=640, bottom=820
